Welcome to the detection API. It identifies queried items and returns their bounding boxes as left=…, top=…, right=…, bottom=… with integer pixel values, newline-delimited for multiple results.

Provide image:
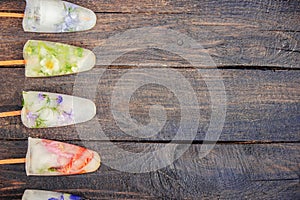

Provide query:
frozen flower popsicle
left=0, top=0, right=96, bottom=33
left=0, top=137, right=101, bottom=176
left=0, top=40, right=96, bottom=77
left=24, top=40, right=96, bottom=77
left=23, top=0, right=96, bottom=33
left=26, top=137, right=100, bottom=176
left=0, top=91, right=96, bottom=128
left=22, top=189, right=83, bottom=200
left=21, top=91, right=96, bottom=128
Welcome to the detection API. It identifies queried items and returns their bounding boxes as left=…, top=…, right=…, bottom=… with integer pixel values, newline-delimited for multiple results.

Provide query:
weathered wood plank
left=0, top=0, right=299, bottom=31
left=0, top=13, right=299, bottom=68
left=0, top=140, right=299, bottom=199
left=0, top=1, right=298, bottom=199
left=0, top=68, right=299, bottom=141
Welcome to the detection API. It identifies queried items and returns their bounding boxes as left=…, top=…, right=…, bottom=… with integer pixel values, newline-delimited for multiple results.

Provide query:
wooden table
left=0, top=0, right=299, bottom=199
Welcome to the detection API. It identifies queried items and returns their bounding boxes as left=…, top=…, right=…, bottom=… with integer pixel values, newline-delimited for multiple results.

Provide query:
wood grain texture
left=0, top=140, right=299, bottom=199
left=0, top=0, right=299, bottom=28
left=0, top=3, right=299, bottom=68
left=0, top=0, right=299, bottom=199
left=0, top=68, right=299, bottom=141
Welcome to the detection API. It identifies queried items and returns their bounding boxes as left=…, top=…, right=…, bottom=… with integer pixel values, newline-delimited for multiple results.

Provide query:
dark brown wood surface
left=0, top=0, right=299, bottom=199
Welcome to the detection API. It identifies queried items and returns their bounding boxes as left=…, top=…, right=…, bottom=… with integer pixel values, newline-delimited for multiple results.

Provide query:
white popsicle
left=21, top=91, right=96, bottom=128
left=26, top=137, right=101, bottom=176
left=23, top=0, right=97, bottom=33
left=23, top=40, right=95, bottom=77
left=22, top=189, right=83, bottom=200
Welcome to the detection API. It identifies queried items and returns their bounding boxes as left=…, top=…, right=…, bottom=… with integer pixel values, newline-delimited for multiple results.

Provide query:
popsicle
left=0, top=40, right=96, bottom=77
left=22, top=189, right=83, bottom=200
left=0, top=91, right=96, bottom=128
left=0, top=0, right=97, bottom=33
left=0, top=137, right=101, bottom=176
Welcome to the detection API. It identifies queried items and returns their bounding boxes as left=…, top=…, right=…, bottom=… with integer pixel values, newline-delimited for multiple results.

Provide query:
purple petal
left=38, top=93, right=45, bottom=100
left=56, top=96, right=63, bottom=104
left=27, top=112, right=38, bottom=120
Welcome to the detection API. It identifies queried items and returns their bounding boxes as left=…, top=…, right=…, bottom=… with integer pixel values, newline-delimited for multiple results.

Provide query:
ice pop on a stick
left=0, top=137, right=101, bottom=176
left=22, top=189, right=83, bottom=200
left=0, top=40, right=96, bottom=77
left=24, top=40, right=96, bottom=77
left=0, top=0, right=96, bottom=33
left=0, top=91, right=96, bottom=128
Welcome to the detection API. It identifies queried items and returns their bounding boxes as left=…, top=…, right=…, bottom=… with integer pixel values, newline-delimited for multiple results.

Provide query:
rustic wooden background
left=0, top=0, right=299, bottom=199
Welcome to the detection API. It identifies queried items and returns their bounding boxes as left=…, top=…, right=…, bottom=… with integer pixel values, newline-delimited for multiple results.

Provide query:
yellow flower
left=40, top=55, right=60, bottom=74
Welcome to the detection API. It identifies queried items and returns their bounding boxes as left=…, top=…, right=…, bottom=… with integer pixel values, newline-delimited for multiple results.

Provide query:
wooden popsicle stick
left=0, top=12, right=24, bottom=18
left=0, top=158, right=26, bottom=165
left=0, top=110, right=22, bottom=118
left=0, top=60, right=26, bottom=66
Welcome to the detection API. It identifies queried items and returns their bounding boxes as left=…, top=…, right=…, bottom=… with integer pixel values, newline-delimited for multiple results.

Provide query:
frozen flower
left=60, top=4, right=80, bottom=32
left=47, top=193, right=82, bottom=200
left=62, top=16, right=77, bottom=32
left=40, top=55, right=60, bottom=75
left=48, top=194, right=64, bottom=200
left=38, top=93, right=46, bottom=100
left=26, top=111, right=38, bottom=121
left=38, top=108, right=57, bottom=126
left=56, top=95, right=63, bottom=104
left=63, top=110, right=74, bottom=120
left=58, top=110, right=74, bottom=124
left=69, top=194, right=82, bottom=200
left=26, top=111, right=38, bottom=127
